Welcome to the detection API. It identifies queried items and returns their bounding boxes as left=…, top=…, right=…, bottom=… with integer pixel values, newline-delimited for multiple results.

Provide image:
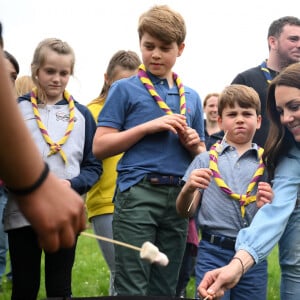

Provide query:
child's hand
left=177, top=126, right=205, bottom=154
left=256, top=181, right=273, bottom=208
left=142, top=114, right=187, bottom=135
left=184, top=168, right=212, bottom=193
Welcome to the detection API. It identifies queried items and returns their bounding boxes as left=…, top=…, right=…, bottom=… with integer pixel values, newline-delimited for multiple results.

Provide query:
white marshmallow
left=140, top=241, right=169, bottom=266
left=140, top=241, right=159, bottom=263
left=153, top=251, right=169, bottom=266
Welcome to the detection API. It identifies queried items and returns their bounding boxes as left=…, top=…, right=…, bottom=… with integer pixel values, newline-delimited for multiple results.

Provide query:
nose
left=152, top=48, right=161, bottom=59
left=52, top=73, right=60, bottom=82
left=236, top=114, right=245, bottom=123
left=281, top=109, right=294, bottom=124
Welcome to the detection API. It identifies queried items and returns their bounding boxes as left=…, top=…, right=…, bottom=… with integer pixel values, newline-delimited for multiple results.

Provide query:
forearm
left=176, top=187, right=199, bottom=217
left=231, top=250, right=255, bottom=274
left=93, top=123, right=149, bottom=159
left=0, top=48, right=45, bottom=188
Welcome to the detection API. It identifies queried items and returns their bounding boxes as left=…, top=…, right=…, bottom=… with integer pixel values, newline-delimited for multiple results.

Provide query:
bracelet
left=232, top=256, right=245, bottom=276
left=7, top=162, right=50, bottom=196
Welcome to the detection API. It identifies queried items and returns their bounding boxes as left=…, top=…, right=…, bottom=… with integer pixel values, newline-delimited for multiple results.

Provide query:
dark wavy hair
left=263, top=63, right=300, bottom=180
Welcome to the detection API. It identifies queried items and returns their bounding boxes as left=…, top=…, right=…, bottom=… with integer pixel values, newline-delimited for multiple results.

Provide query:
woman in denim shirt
left=198, top=62, right=300, bottom=300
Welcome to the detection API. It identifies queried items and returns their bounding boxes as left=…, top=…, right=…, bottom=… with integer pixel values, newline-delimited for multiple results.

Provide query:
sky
left=1, top=0, right=300, bottom=104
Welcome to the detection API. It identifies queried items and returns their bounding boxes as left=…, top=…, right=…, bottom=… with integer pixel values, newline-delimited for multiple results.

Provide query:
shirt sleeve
left=236, top=152, right=300, bottom=263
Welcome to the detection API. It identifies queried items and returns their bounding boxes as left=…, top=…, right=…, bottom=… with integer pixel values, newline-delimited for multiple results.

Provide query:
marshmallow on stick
left=81, top=232, right=169, bottom=266
left=140, top=241, right=169, bottom=266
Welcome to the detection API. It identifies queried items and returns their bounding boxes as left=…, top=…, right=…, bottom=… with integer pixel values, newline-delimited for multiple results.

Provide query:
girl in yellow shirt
left=86, top=50, right=141, bottom=295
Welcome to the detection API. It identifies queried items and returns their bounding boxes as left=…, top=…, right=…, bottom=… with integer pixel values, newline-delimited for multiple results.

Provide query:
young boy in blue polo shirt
left=92, top=4, right=206, bottom=296
left=176, top=84, right=273, bottom=300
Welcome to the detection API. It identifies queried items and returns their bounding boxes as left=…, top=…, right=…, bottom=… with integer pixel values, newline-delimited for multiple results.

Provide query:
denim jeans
left=91, top=213, right=116, bottom=296
left=279, top=203, right=300, bottom=300
left=0, top=190, right=8, bottom=283
left=195, top=240, right=268, bottom=300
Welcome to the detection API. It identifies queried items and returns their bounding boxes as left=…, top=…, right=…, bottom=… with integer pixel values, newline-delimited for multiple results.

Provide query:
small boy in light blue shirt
left=177, top=84, right=273, bottom=300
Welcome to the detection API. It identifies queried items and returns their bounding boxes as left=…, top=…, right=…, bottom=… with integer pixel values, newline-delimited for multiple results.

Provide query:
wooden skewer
left=187, top=189, right=201, bottom=212
left=188, top=131, right=229, bottom=213
left=203, top=296, right=210, bottom=300
left=80, top=231, right=141, bottom=252
left=187, top=198, right=194, bottom=212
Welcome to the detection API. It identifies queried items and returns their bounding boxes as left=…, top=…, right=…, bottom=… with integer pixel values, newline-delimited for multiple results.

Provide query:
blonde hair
left=15, top=75, right=35, bottom=97
left=31, top=38, right=75, bottom=103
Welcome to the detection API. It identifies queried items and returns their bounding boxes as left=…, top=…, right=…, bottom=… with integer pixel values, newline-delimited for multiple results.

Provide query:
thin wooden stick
left=203, top=296, right=210, bottom=300
left=80, top=231, right=141, bottom=252
left=188, top=131, right=229, bottom=213
left=187, top=189, right=201, bottom=212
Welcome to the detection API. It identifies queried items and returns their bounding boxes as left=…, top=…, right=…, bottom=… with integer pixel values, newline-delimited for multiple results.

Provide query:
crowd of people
left=1, top=4, right=300, bottom=300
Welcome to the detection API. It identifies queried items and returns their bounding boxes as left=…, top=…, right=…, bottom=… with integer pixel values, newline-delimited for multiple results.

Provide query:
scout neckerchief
left=209, top=141, right=265, bottom=217
left=138, top=64, right=186, bottom=115
left=30, top=87, right=75, bottom=164
left=260, top=60, right=274, bottom=84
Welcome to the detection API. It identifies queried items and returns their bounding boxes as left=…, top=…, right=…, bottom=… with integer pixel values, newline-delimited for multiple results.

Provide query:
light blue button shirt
left=236, top=145, right=300, bottom=263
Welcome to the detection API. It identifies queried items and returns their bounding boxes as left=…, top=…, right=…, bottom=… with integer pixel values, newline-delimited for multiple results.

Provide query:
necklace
left=30, top=87, right=75, bottom=164
left=138, top=64, right=186, bottom=115
left=209, top=142, right=265, bottom=217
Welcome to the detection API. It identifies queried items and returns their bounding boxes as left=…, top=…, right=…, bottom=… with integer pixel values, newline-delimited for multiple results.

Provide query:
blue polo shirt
left=98, top=72, right=205, bottom=191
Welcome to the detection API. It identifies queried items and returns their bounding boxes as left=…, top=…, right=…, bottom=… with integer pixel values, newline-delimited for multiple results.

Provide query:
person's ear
left=177, top=43, right=185, bottom=57
left=217, top=115, right=224, bottom=130
left=268, top=35, right=278, bottom=50
left=104, top=73, right=108, bottom=84
left=256, top=114, right=262, bottom=130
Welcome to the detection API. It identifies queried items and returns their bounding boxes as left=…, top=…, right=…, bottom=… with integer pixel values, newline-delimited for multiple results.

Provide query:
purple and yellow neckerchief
left=138, top=64, right=186, bottom=115
left=30, top=87, right=75, bottom=164
left=209, top=141, right=265, bottom=217
left=260, top=60, right=274, bottom=84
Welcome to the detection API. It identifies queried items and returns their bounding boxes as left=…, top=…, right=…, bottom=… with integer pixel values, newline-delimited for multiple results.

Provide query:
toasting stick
left=80, top=231, right=169, bottom=266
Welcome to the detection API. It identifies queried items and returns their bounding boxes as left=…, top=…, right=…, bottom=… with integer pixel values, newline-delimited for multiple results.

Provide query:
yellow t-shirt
left=85, top=99, right=122, bottom=220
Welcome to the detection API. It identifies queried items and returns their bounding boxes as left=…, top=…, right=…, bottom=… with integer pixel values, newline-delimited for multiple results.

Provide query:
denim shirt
left=236, top=144, right=300, bottom=263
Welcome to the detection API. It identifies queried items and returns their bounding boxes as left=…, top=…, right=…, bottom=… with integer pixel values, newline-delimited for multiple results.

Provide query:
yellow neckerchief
left=30, top=87, right=75, bottom=164
left=138, top=64, right=186, bottom=115
left=209, top=142, right=265, bottom=217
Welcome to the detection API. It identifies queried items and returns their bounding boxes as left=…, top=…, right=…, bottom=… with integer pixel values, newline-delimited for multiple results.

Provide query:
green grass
left=1, top=229, right=280, bottom=299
